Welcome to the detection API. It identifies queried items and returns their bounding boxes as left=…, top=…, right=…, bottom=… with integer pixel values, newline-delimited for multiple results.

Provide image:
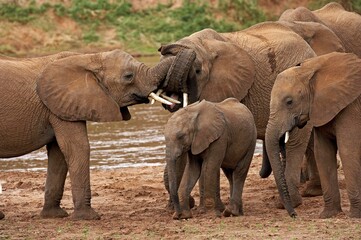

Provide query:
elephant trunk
left=265, top=120, right=297, bottom=218
left=158, top=45, right=197, bottom=111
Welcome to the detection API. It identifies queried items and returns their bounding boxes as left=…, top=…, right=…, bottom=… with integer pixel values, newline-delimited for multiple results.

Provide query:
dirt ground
left=0, top=155, right=360, bottom=239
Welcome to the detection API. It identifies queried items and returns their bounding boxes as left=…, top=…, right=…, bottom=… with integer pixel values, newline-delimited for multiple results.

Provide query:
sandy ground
left=0, top=155, right=360, bottom=239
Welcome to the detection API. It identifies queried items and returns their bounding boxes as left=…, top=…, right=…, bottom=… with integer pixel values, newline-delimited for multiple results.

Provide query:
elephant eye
left=123, top=72, right=134, bottom=81
left=286, top=97, right=293, bottom=106
left=195, top=68, right=201, bottom=74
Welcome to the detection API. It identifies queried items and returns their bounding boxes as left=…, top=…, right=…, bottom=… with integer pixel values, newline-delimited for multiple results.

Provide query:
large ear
left=279, top=21, right=345, bottom=55
left=306, top=52, right=361, bottom=126
left=37, top=53, right=123, bottom=122
left=199, top=39, right=255, bottom=102
left=191, top=101, right=226, bottom=155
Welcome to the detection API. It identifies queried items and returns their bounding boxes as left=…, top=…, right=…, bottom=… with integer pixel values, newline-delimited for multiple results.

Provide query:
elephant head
left=265, top=52, right=361, bottom=216
left=279, top=3, right=361, bottom=57
left=158, top=28, right=255, bottom=112
left=36, top=49, right=184, bottom=122
left=165, top=100, right=225, bottom=219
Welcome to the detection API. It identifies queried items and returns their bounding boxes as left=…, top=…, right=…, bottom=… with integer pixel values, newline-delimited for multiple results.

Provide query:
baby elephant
left=165, top=98, right=257, bottom=219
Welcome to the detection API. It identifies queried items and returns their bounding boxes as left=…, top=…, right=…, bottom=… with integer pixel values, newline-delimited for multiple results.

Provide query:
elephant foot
left=173, top=210, right=193, bottom=220
left=349, top=207, right=361, bottom=218
left=216, top=199, right=225, bottom=212
left=166, top=196, right=195, bottom=211
left=0, top=211, right=4, bottom=220
left=319, top=207, right=342, bottom=219
left=302, top=182, right=322, bottom=197
left=40, top=206, right=69, bottom=218
left=223, top=207, right=243, bottom=217
left=71, top=207, right=101, bottom=220
left=275, top=195, right=302, bottom=209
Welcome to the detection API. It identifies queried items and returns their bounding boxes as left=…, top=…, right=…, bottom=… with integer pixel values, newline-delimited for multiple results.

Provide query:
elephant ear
left=306, top=52, right=361, bottom=127
left=199, top=39, right=255, bottom=102
left=37, top=53, right=123, bottom=122
left=279, top=21, right=345, bottom=55
left=191, top=100, right=226, bottom=155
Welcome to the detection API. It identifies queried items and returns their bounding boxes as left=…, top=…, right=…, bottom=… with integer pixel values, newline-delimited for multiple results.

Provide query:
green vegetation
left=0, top=0, right=265, bottom=54
left=0, top=0, right=359, bottom=55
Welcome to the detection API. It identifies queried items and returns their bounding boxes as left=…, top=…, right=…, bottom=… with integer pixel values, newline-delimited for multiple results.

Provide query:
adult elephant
left=266, top=52, right=361, bottom=218
left=260, top=1, right=361, bottom=198
left=0, top=49, right=191, bottom=220
left=279, top=2, right=361, bottom=57
left=159, top=21, right=344, bottom=214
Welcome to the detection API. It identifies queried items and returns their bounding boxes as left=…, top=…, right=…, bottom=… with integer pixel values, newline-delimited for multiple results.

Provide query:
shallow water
left=0, top=56, right=262, bottom=171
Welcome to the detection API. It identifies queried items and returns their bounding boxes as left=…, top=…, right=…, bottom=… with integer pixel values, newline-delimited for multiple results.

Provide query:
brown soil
left=1, top=155, right=360, bottom=239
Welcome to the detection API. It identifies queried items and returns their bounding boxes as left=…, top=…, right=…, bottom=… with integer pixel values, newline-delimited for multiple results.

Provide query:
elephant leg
left=50, top=117, right=100, bottom=220
left=40, top=141, right=68, bottom=218
left=164, top=159, right=195, bottom=210
left=178, top=155, right=201, bottom=219
left=223, top=149, right=253, bottom=217
left=314, top=129, right=342, bottom=218
left=337, top=130, right=361, bottom=218
left=302, top=132, right=322, bottom=197
left=200, top=149, right=224, bottom=218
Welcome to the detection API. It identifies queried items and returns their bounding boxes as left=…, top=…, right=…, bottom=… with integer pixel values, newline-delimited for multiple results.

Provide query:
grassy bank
left=0, top=0, right=359, bottom=56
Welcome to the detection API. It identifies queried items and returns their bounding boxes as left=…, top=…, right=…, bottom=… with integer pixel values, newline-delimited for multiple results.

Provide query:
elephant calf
left=165, top=98, right=257, bottom=219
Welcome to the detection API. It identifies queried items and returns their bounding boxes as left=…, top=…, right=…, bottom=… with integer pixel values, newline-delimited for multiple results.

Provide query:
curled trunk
left=265, top=122, right=297, bottom=218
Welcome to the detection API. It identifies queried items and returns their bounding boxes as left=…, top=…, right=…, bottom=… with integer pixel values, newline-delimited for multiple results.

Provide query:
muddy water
left=0, top=56, right=262, bottom=171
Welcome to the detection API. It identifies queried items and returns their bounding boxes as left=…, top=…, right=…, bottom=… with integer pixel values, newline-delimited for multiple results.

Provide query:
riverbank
left=0, top=155, right=359, bottom=239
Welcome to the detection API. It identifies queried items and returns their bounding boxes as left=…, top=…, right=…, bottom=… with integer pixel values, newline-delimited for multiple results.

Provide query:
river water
left=0, top=56, right=262, bottom=172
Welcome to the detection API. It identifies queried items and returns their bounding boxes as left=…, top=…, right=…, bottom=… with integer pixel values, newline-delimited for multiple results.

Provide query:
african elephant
left=166, top=98, right=257, bottom=219
left=266, top=52, right=361, bottom=218
left=261, top=1, right=361, bottom=198
left=279, top=2, right=361, bottom=57
left=160, top=20, right=345, bottom=214
left=0, top=49, right=191, bottom=220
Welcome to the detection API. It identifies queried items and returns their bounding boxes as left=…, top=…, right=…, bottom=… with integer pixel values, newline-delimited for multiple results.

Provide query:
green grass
left=1, top=0, right=359, bottom=55
left=0, top=0, right=265, bottom=54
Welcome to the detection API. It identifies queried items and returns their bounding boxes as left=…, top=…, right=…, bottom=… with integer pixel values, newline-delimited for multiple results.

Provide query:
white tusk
left=183, top=93, right=188, bottom=107
left=0, top=182, right=2, bottom=194
left=150, top=89, right=164, bottom=104
left=284, top=131, right=290, bottom=144
left=149, top=92, right=173, bottom=106
left=156, top=89, right=163, bottom=96
left=160, top=94, right=181, bottom=104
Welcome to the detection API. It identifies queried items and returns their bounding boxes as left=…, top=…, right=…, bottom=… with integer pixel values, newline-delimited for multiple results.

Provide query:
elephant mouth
left=279, top=133, right=287, bottom=160
left=162, top=92, right=183, bottom=112
left=120, top=107, right=131, bottom=121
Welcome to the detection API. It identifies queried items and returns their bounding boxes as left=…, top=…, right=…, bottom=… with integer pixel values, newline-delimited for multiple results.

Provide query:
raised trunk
left=265, top=121, right=297, bottom=218
left=147, top=56, right=176, bottom=93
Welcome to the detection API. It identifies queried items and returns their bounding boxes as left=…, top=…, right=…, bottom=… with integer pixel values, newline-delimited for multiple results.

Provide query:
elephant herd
left=0, top=2, right=360, bottom=220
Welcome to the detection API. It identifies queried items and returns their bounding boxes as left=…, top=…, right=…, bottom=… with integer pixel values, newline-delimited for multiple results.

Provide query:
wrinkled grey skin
left=266, top=52, right=361, bottom=218
left=160, top=20, right=344, bottom=214
left=166, top=98, right=257, bottom=219
left=279, top=2, right=361, bottom=57
left=0, top=50, right=178, bottom=220
left=269, top=1, right=361, bottom=199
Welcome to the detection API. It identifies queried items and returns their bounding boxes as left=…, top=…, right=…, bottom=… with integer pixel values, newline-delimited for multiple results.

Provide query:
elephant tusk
left=149, top=92, right=173, bottom=106
left=160, top=94, right=181, bottom=104
left=284, top=131, right=290, bottom=144
left=150, top=89, right=163, bottom=104
left=183, top=93, right=188, bottom=107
